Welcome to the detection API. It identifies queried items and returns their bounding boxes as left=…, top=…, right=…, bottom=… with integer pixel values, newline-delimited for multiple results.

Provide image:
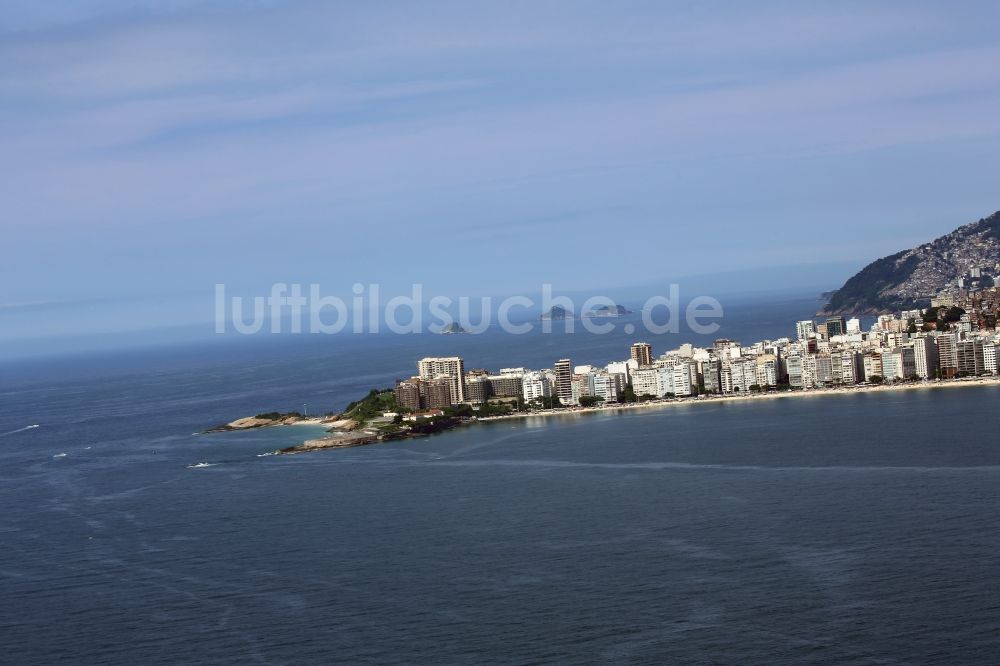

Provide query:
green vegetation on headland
left=260, top=388, right=518, bottom=454
left=343, top=389, right=397, bottom=422
left=255, top=411, right=302, bottom=420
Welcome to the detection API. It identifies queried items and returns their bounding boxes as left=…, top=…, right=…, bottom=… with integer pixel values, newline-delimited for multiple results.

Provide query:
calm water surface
left=2, top=323, right=999, bottom=664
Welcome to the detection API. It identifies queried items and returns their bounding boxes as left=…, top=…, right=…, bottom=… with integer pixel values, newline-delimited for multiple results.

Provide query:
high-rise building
left=630, top=342, right=653, bottom=366
left=936, top=333, right=958, bottom=378
left=417, top=357, right=466, bottom=404
left=394, top=378, right=422, bottom=411
left=839, top=351, right=864, bottom=384
left=796, top=320, right=815, bottom=341
left=464, top=375, right=491, bottom=404
left=913, top=336, right=939, bottom=379
left=814, top=354, right=834, bottom=385
left=983, top=343, right=998, bottom=375
left=554, top=359, right=573, bottom=403
left=881, top=347, right=916, bottom=380
left=592, top=372, right=621, bottom=402
left=956, top=339, right=984, bottom=376
left=786, top=355, right=803, bottom=388
left=826, top=316, right=847, bottom=338
left=755, top=354, right=779, bottom=387
left=701, top=357, right=721, bottom=394
left=522, top=371, right=552, bottom=402
left=422, top=377, right=454, bottom=409
left=863, top=352, right=884, bottom=381
left=631, top=368, right=659, bottom=397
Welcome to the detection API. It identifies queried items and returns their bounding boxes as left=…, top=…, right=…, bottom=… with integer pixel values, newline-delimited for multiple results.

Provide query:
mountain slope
left=821, top=210, right=1000, bottom=315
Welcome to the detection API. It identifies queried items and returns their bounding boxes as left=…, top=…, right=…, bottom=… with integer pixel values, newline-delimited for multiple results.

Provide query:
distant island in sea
left=437, top=322, right=468, bottom=334
left=584, top=304, right=632, bottom=318
left=540, top=304, right=632, bottom=320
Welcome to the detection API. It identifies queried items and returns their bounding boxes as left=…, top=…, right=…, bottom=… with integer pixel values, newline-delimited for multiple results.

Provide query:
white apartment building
left=592, top=372, right=622, bottom=402
left=522, top=371, right=552, bottom=402
left=983, top=343, right=998, bottom=374
left=755, top=355, right=779, bottom=387
left=631, top=368, right=659, bottom=397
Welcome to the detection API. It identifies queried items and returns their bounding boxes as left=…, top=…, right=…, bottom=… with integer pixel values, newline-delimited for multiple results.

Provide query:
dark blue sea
left=2, top=295, right=999, bottom=664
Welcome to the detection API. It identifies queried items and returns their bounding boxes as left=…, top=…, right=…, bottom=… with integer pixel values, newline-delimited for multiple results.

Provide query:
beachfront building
left=522, top=371, right=552, bottom=402
left=937, top=333, right=959, bottom=378
left=839, top=350, right=864, bottom=384
left=723, top=358, right=757, bottom=393
left=650, top=361, right=696, bottom=397
left=881, top=347, right=916, bottom=381
left=863, top=352, right=884, bottom=381
left=803, top=354, right=819, bottom=387
left=464, top=375, right=491, bottom=404
left=956, top=339, right=984, bottom=376
left=487, top=369, right=525, bottom=398
left=913, top=336, right=939, bottom=379
left=701, top=357, right=722, bottom=394
left=983, top=343, right=998, bottom=375
left=592, top=371, right=622, bottom=402
left=755, top=354, right=779, bottom=387
left=554, top=359, right=573, bottom=404
left=418, top=356, right=466, bottom=404
left=796, top=320, right=815, bottom=341
left=631, top=368, right=659, bottom=398
left=786, top=355, right=803, bottom=388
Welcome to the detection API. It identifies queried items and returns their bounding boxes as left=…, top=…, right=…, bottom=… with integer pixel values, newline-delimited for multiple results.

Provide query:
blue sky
left=2, top=1, right=1000, bottom=345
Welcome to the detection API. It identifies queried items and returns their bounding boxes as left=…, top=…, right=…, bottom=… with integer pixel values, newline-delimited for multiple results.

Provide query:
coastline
left=228, top=375, right=1000, bottom=456
left=474, top=375, right=1000, bottom=423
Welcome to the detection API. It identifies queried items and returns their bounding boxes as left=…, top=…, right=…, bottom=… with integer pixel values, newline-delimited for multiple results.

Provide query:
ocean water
left=2, top=298, right=999, bottom=664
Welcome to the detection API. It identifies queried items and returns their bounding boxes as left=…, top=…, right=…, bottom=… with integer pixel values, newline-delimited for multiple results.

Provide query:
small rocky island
left=539, top=305, right=571, bottom=320
left=437, top=322, right=468, bottom=334
left=584, top=304, right=632, bottom=318
left=204, top=411, right=308, bottom=432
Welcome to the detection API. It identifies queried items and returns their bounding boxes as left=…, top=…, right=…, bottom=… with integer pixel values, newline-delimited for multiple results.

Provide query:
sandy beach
left=475, top=376, right=1000, bottom=424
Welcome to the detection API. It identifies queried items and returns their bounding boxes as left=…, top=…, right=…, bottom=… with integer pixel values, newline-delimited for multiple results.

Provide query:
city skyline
left=391, top=293, right=1000, bottom=416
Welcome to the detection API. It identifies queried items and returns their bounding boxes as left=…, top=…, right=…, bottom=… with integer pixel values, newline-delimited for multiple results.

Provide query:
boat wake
left=0, top=424, right=40, bottom=437
left=187, top=462, right=219, bottom=469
